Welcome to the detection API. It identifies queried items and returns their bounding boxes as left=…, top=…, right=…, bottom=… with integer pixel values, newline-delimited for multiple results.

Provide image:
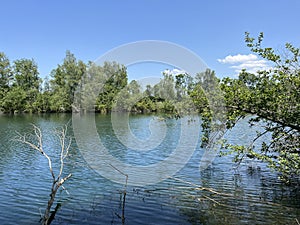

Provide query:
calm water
left=0, top=113, right=299, bottom=225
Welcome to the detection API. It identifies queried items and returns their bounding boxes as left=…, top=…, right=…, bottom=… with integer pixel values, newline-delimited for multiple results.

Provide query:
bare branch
left=16, top=124, right=72, bottom=225
left=58, top=173, right=72, bottom=187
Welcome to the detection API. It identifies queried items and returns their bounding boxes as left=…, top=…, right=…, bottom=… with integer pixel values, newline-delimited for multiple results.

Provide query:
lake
left=0, top=113, right=299, bottom=225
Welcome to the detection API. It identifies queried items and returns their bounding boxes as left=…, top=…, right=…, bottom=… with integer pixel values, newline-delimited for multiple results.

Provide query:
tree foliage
left=50, top=51, right=86, bottom=112
left=218, top=33, right=300, bottom=183
left=1, top=58, right=41, bottom=113
left=0, top=52, right=12, bottom=99
left=94, top=61, right=128, bottom=113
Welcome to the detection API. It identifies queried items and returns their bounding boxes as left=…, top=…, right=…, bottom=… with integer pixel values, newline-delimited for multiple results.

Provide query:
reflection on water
left=0, top=113, right=299, bottom=225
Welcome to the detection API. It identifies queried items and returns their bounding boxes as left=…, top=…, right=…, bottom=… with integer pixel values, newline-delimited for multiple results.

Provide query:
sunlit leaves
left=50, top=51, right=86, bottom=112
left=219, top=33, right=300, bottom=183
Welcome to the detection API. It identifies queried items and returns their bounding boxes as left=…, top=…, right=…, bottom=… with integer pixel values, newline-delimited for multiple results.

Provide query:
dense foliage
left=218, top=33, right=300, bottom=183
left=0, top=52, right=207, bottom=114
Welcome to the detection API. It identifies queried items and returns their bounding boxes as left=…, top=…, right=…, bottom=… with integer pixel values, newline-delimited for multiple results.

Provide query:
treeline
left=1, top=32, right=299, bottom=182
left=0, top=51, right=85, bottom=113
left=0, top=50, right=211, bottom=114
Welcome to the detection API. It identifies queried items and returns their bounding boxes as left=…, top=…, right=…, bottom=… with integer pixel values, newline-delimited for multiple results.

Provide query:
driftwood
left=16, top=124, right=72, bottom=225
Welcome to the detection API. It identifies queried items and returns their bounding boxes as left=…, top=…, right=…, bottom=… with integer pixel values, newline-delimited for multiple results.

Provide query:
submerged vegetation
left=1, top=33, right=299, bottom=183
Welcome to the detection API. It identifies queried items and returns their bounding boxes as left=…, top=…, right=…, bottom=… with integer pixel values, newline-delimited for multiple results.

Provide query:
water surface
left=0, top=114, right=299, bottom=224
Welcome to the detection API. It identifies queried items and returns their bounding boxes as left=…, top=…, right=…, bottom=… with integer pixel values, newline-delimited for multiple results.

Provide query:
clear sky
left=1, top=0, right=300, bottom=80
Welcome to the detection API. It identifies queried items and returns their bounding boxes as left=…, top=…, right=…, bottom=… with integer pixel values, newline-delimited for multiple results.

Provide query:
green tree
left=13, top=59, right=40, bottom=91
left=2, top=58, right=41, bottom=113
left=158, top=71, right=176, bottom=100
left=193, top=69, right=226, bottom=145
left=0, top=52, right=12, bottom=102
left=218, top=33, right=300, bottom=183
left=95, top=61, right=128, bottom=113
left=144, top=84, right=153, bottom=97
left=175, top=72, right=193, bottom=100
left=189, top=83, right=208, bottom=113
left=1, top=86, right=27, bottom=113
left=113, top=80, right=142, bottom=112
left=50, top=51, right=86, bottom=112
left=33, top=76, right=52, bottom=113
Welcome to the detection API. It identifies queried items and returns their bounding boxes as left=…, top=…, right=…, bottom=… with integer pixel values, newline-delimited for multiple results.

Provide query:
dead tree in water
left=16, top=124, right=72, bottom=225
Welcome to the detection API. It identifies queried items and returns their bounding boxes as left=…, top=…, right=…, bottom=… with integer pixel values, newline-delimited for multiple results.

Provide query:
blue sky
left=1, top=0, right=300, bottom=80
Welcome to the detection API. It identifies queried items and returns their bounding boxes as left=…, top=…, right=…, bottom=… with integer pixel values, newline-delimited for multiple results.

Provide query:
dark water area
left=0, top=113, right=299, bottom=225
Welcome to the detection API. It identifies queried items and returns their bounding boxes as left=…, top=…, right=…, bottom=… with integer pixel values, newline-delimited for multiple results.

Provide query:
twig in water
left=170, top=176, right=232, bottom=196
left=110, top=164, right=128, bottom=190
left=109, top=164, right=128, bottom=225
